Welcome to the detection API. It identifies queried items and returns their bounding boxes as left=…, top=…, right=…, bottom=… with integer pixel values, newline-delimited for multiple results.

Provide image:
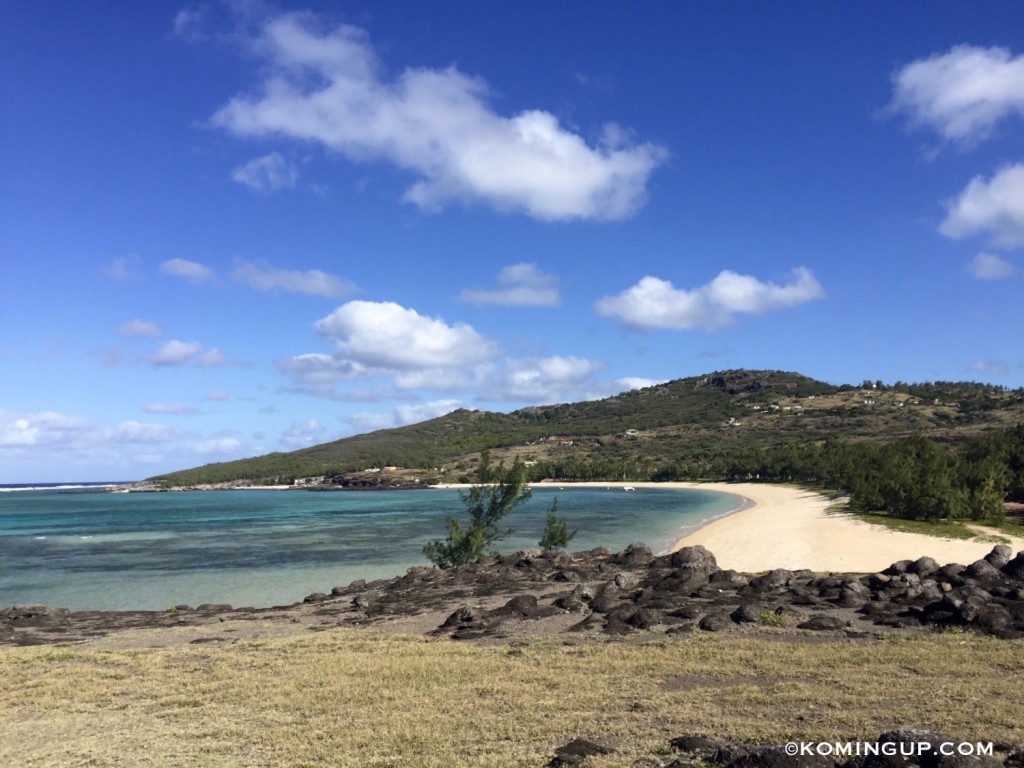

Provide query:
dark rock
left=884, top=559, right=913, bottom=575
left=964, top=560, right=1002, bottom=580
left=670, top=545, right=718, bottom=569
left=749, top=569, right=794, bottom=590
left=936, top=563, right=966, bottom=581
left=698, top=613, right=732, bottom=632
left=709, top=569, right=749, bottom=589
left=1, top=605, right=71, bottom=629
left=626, top=608, right=663, bottom=630
left=909, top=557, right=940, bottom=578
left=869, top=573, right=893, bottom=589
left=611, top=542, right=654, bottom=566
left=669, top=734, right=726, bottom=758
left=548, top=738, right=612, bottom=767
left=1002, top=553, right=1024, bottom=581
left=612, top=572, right=636, bottom=590
left=496, top=594, right=539, bottom=617
left=439, top=606, right=482, bottom=629
left=797, top=614, right=849, bottom=631
left=983, top=545, right=1013, bottom=569
left=730, top=604, right=764, bottom=624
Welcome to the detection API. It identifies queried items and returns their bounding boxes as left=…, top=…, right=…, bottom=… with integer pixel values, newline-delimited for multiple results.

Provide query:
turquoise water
left=0, top=486, right=743, bottom=611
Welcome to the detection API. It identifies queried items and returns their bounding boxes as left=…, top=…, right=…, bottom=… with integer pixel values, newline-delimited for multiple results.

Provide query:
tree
left=538, top=498, right=576, bottom=552
left=423, top=461, right=531, bottom=568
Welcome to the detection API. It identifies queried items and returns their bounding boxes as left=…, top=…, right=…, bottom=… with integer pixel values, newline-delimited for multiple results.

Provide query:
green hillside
left=149, top=369, right=1024, bottom=487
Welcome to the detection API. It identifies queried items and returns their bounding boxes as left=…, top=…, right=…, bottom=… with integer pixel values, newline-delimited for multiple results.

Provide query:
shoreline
left=441, top=480, right=1024, bottom=572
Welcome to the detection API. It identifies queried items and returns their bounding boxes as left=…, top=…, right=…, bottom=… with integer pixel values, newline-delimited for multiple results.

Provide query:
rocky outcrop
left=4, top=544, right=1024, bottom=646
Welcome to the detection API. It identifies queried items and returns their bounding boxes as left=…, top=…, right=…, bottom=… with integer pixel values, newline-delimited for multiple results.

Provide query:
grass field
left=2, top=628, right=1022, bottom=767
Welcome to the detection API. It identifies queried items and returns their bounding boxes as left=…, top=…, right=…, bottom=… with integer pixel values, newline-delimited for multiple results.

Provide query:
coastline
left=498, top=481, right=1024, bottom=573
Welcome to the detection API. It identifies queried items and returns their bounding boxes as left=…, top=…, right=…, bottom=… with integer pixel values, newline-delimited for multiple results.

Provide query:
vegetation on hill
left=149, top=369, right=1024, bottom=522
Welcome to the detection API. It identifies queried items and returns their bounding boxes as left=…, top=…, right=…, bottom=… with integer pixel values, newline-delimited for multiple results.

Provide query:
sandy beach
left=536, top=481, right=1024, bottom=573
left=671, top=482, right=1024, bottom=572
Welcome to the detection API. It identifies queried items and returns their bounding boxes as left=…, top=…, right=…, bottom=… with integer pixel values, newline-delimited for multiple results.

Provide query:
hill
left=149, top=370, right=1024, bottom=488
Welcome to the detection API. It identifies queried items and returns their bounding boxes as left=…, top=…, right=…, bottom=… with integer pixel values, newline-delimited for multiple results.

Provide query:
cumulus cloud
left=968, top=252, right=1015, bottom=280
left=478, top=356, right=606, bottom=402
left=940, top=164, right=1024, bottom=247
left=889, top=45, right=1024, bottom=144
left=615, top=376, right=667, bottom=392
left=595, top=267, right=825, bottom=331
left=0, top=410, right=92, bottom=447
left=233, top=261, right=354, bottom=297
left=119, top=319, right=161, bottom=337
left=160, top=258, right=214, bottom=284
left=348, top=399, right=462, bottom=433
left=314, top=301, right=500, bottom=370
left=459, top=262, right=560, bottom=307
left=150, top=339, right=224, bottom=367
left=280, top=419, right=328, bottom=448
left=210, top=13, right=666, bottom=220
left=231, top=152, right=299, bottom=191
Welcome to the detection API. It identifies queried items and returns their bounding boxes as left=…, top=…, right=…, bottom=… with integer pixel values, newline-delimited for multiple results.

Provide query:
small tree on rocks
left=424, top=461, right=531, bottom=568
left=538, top=498, right=576, bottom=553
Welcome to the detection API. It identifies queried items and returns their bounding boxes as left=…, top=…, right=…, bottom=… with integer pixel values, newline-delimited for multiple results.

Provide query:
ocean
left=0, top=484, right=743, bottom=611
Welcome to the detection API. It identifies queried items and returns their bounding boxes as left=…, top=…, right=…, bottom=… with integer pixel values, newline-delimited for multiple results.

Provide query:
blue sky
left=3, top=1, right=1024, bottom=482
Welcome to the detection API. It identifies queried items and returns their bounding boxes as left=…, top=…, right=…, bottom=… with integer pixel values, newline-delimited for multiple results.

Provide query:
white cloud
left=160, top=258, right=215, bottom=284
left=210, top=13, right=666, bottom=221
left=195, top=348, right=226, bottom=367
left=280, top=419, right=328, bottom=448
left=889, top=45, right=1024, bottom=144
left=233, top=261, right=354, bottom=297
left=0, top=410, right=92, bottom=447
left=231, top=151, right=299, bottom=191
left=149, top=340, right=224, bottom=368
left=173, top=5, right=207, bottom=40
left=349, top=399, right=462, bottom=433
left=940, top=164, right=1024, bottom=247
left=276, top=352, right=374, bottom=395
left=143, top=403, right=199, bottom=415
left=151, top=339, right=203, bottom=366
left=190, top=436, right=243, bottom=455
left=104, top=421, right=181, bottom=444
left=477, top=356, right=607, bottom=403
left=314, top=301, right=500, bottom=370
left=615, top=377, right=667, bottom=392
left=459, top=262, right=560, bottom=307
left=968, top=360, right=1010, bottom=376
left=204, top=390, right=231, bottom=402
left=119, top=319, right=161, bottom=337
left=968, top=252, right=1015, bottom=280
left=595, top=267, right=825, bottom=331
left=104, top=255, right=140, bottom=280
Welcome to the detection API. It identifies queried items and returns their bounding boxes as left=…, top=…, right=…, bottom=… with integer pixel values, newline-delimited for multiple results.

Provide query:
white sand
left=664, top=482, right=1024, bottom=572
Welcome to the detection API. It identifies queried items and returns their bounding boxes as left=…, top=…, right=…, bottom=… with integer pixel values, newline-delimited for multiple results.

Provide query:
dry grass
left=2, top=630, right=1022, bottom=767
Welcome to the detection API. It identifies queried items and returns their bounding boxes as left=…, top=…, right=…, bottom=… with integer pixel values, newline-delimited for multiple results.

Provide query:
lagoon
left=0, top=485, right=741, bottom=611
